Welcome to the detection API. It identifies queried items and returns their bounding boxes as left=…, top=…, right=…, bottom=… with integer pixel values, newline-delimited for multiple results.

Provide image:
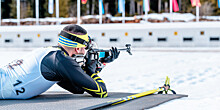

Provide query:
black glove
left=82, top=50, right=98, bottom=76
left=100, top=47, right=120, bottom=63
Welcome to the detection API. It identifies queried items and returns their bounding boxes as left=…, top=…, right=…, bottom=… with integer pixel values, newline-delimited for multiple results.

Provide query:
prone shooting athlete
left=0, top=24, right=120, bottom=99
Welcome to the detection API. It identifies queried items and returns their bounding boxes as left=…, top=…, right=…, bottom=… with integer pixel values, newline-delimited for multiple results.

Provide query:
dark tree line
left=1, top=0, right=220, bottom=19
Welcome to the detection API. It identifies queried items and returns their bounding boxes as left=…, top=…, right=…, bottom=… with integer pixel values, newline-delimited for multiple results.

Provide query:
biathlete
left=0, top=24, right=120, bottom=99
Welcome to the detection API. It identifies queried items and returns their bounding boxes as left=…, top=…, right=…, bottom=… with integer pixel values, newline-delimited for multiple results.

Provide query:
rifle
left=86, top=44, right=132, bottom=62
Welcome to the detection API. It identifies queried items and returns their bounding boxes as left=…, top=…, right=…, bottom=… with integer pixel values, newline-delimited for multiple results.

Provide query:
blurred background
left=0, top=0, right=220, bottom=109
left=1, top=0, right=220, bottom=48
left=1, top=0, right=220, bottom=25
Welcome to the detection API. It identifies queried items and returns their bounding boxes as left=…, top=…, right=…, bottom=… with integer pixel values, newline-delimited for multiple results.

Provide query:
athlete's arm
left=57, top=52, right=108, bottom=98
left=57, top=80, right=85, bottom=94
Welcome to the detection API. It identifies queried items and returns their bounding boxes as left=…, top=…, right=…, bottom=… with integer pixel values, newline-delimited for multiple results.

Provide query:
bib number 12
left=13, top=80, right=25, bottom=95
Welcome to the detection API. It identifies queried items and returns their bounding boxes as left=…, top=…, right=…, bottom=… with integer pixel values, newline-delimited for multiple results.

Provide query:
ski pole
left=80, top=87, right=163, bottom=110
left=81, top=76, right=175, bottom=110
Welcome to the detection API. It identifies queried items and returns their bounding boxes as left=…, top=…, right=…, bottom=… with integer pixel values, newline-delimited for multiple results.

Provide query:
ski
left=80, top=76, right=175, bottom=110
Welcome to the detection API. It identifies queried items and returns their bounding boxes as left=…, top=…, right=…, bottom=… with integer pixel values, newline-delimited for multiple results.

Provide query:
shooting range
left=0, top=0, right=219, bottom=110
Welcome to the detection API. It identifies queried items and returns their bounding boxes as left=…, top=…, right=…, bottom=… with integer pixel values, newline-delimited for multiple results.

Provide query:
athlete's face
left=75, top=47, right=86, bottom=55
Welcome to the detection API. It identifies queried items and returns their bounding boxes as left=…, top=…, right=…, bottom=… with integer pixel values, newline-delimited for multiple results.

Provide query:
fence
left=0, top=22, right=220, bottom=48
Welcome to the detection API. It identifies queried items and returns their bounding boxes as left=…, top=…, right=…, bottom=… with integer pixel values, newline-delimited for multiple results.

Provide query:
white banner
left=48, top=0, right=54, bottom=14
left=143, top=0, right=150, bottom=12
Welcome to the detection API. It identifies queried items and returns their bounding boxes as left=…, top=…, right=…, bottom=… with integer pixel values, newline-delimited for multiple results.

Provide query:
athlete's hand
left=100, top=47, right=120, bottom=63
left=83, top=50, right=98, bottom=75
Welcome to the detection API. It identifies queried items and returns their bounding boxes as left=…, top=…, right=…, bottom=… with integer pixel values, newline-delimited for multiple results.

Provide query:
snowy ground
left=0, top=47, right=219, bottom=110
left=3, top=13, right=220, bottom=24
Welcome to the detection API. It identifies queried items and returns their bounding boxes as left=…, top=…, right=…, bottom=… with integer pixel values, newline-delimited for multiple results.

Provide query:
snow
left=2, top=17, right=77, bottom=23
left=0, top=47, right=219, bottom=110
left=161, top=13, right=196, bottom=22
left=141, top=13, right=196, bottom=22
left=2, top=13, right=220, bottom=23
left=202, top=16, right=220, bottom=21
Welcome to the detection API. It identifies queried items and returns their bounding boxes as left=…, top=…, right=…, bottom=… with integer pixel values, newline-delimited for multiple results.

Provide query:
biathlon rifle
left=86, top=44, right=132, bottom=62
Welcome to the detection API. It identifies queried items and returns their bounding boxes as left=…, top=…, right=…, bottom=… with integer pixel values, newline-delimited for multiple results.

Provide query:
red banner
left=82, top=0, right=87, bottom=4
left=173, top=0, right=179, bottom=12
left=190, top=0, right=201, bottom=7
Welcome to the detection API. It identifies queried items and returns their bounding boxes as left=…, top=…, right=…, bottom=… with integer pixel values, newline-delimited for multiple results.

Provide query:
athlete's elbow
left=90, top=90, right=108, bottom=98
left=102, top=92, right=108, bottom=98
left=93, top=93, right=108, bottom=98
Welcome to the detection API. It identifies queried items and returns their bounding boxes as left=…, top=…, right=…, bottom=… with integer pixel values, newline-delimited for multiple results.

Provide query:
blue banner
left=218, top=0, right=220, bottom=8
left=118, top=0, right=125, bottom=13
left=99, top=0, right=105, bottom=14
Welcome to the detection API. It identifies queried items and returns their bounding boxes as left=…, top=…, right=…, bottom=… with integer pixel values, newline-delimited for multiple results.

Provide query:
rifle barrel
left=93, top=48, right=127, bottom=52
left=92, top=47, right=132, bottom=55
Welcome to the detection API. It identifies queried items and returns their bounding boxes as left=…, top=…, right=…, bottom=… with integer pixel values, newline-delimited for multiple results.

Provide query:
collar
left=53, top=45, right=78, bottom=58
left=53, top=45, right=69, bottom=56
